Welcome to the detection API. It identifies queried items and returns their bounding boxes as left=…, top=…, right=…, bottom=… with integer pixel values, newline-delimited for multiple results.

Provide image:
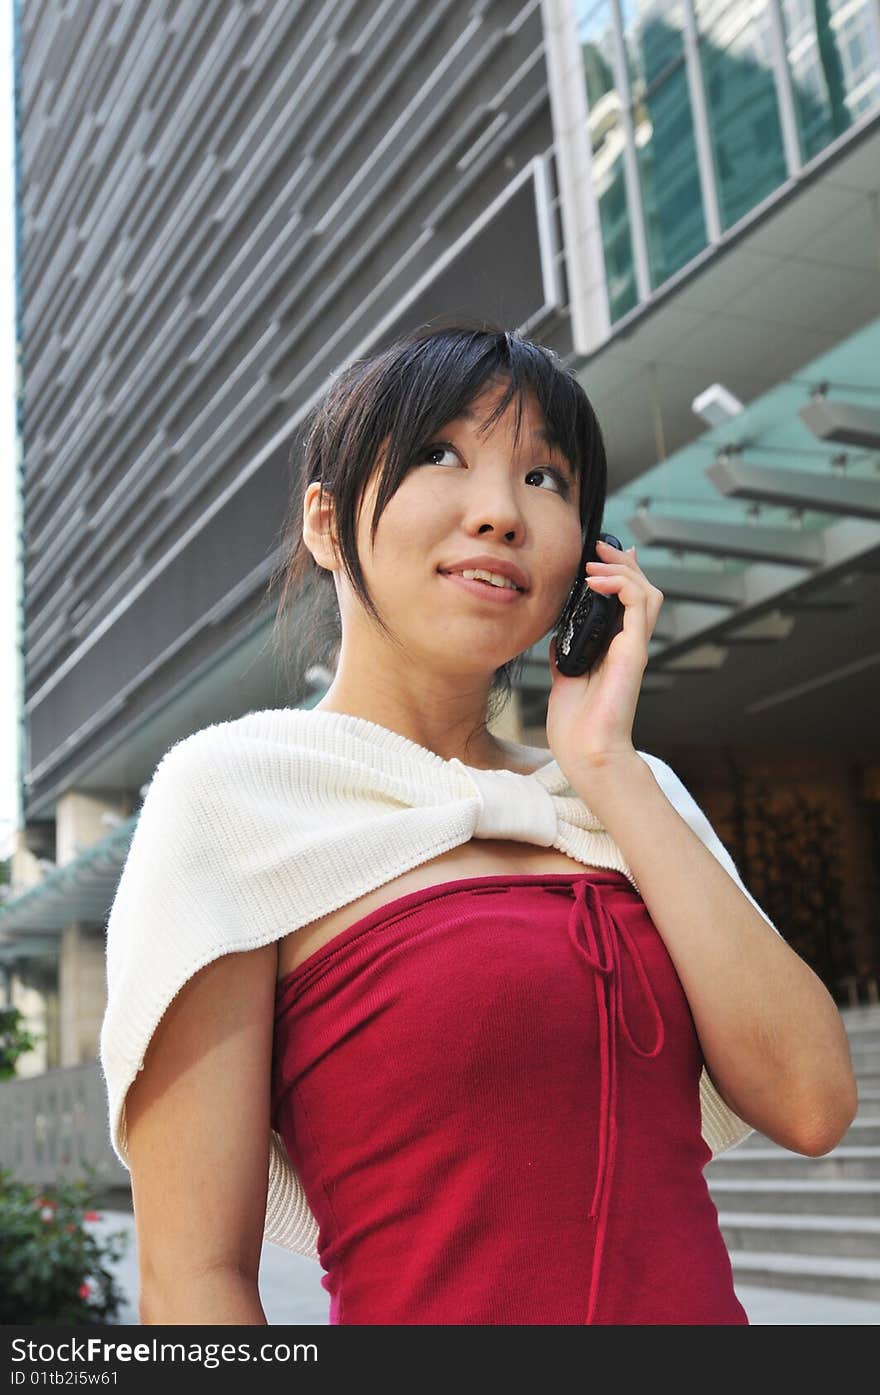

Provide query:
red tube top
left=271, top=872, right=747, bottom=1325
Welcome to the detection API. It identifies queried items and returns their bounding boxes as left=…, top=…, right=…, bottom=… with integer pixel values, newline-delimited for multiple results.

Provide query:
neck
left=310, top=686, right=514, bottom=770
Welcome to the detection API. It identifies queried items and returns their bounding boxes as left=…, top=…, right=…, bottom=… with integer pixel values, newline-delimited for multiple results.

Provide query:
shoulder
left=147, top=709, right=285, bottom=794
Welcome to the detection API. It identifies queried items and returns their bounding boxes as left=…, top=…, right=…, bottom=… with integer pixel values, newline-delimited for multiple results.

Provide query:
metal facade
left=16, top=0, right=570, bottom=814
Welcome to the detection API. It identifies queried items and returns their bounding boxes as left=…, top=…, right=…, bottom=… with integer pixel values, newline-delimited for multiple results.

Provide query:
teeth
left=457, top=568, right=519, bottom=590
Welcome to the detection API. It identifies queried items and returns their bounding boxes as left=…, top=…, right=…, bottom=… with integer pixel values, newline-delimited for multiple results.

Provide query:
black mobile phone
left=552, top=532, right=625, bottom=677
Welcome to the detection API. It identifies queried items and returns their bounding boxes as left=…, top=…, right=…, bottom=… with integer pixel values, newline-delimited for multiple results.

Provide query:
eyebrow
left=458, top=406, right=567, bottom=456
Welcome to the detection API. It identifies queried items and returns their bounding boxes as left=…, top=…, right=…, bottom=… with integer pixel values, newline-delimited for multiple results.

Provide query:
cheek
left=551, top=520, right=586, bottom=592
left=360, top=495, right=432, bottom=581
left=378, top=479, right=450, bottom=545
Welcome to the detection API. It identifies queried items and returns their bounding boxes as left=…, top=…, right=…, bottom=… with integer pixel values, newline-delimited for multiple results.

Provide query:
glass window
left=574, top=0, right=639, bottom=320
left=781, top=0, right=880, bottom=161
left=694, top=0, right=788, bottom=229
left=620, top=0, right=708, bottom=288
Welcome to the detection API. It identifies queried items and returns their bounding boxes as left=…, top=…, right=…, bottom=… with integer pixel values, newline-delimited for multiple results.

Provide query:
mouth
left=438, top=570, right=527, bottom=603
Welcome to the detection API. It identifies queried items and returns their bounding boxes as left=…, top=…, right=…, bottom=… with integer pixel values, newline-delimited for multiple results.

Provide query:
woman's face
left=320, top=379, right=586, bottom=682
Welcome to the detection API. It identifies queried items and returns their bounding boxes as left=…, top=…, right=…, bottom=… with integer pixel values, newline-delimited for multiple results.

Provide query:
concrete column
left=8, top=968, right=57, bottom=1075
left=8, top=826, right=45, bottom=897
left=59, top=922, right=107, bottom=1067
left=55, top=790, right=135, bottom=869
left=55, top=789, right=137, bottom=1066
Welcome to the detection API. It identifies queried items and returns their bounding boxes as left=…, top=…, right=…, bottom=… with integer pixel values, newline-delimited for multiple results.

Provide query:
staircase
left=705, top=1002, right=880, bottom=1301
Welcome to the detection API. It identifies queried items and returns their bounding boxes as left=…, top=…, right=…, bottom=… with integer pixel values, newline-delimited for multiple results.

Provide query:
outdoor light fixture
left=692, top=383, right=745, bottom=427
left=799, top=396, right=880, bottom=450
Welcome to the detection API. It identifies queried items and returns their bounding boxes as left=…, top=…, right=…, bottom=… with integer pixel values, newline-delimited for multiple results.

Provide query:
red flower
left=82, top=1210, right=101, bottom=1222
left=64, top=1223, right=76, bottom=1233
left=78, top=1282, right=91, bottom=1300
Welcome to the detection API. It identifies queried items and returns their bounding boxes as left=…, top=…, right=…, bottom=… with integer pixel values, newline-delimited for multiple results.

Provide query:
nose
left=461, top=462, right=526, bottom=543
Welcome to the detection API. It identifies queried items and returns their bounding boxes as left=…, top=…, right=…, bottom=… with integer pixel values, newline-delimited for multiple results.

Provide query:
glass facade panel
left=569, top=0, right=880, bottom=316
left=575, top=0, right=639, bottom=320
left=694, top=0, right=788, bottom=229
left=621, top=0, right=708, bottom=287
left=780, top=0, right=880, bottom=161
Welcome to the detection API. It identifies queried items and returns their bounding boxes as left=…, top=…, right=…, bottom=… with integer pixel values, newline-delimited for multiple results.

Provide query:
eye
left=416, top=442, right=572, bottom=496
left=525, top=467, right=572, bottom=496
left=416, top=442, right=458, bottom=466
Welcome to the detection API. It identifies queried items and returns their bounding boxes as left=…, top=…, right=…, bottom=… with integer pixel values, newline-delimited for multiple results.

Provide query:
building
left=1, top=0, right=878, bottom=1200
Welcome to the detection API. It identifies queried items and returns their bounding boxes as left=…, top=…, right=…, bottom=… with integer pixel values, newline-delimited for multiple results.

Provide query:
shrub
left=0, top=1162, right=130, bottom=1323
left=0, top=1004, right=41, bottom=1080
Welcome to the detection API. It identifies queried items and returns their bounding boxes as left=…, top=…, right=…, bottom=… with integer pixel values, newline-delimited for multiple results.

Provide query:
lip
left=439, top=572, right=526, bottom=604
left=438, top=556, right=529, bottom=592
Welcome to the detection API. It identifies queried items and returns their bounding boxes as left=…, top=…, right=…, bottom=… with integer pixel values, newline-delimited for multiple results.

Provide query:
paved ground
left=84, top=1212, right=880, bottom=1326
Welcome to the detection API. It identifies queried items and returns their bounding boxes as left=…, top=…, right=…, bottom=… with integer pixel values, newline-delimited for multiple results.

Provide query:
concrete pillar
left=54, top=789, right=136, bottom=1066
left=58, top=923, right=107, bottom=1067
left=55, top=790, right=134, bottom=869
left=8, top=969, right=57, bottom=1076
left=8, top=827, right=45, bottom=897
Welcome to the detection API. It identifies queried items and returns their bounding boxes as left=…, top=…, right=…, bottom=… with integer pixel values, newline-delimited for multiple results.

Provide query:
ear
left=302, top=482, right=342, bottom=572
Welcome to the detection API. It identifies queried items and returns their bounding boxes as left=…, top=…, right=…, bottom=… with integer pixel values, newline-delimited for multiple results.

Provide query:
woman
left=101, top=322, right=857, bottom=1325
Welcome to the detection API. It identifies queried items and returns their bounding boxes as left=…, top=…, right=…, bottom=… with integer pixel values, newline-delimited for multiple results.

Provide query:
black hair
left=267, top=318, right=608, bottom=725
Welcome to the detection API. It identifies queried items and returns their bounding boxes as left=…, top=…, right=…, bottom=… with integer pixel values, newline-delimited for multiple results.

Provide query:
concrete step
left=840, top=1006, right=880, bottom=1027
left=840, top=1118, right=880, bottom=1146
left=842, top=1016, right=880, bottom=1035
left=736, top=1116, right=880, bottom=1148
left=845, top=1022, right=880, bottom=1039
left=845, top=1018, right=880, bottom=1036
left=707, top=1146, right=880, bottom=1181
left=706, top=1179, right=880, bottom=1216
left=849, top=1071, right=880, bottom=1087
left=852, top=1069, right=880, bottom=1086
left=709, top=1004, right=880, bottom=1304
left=727, top=1250, right=880, bottom=1301
left=735, top=1282, right=880, bottom=1324
left=718, top=1212, right=880, bottom=1259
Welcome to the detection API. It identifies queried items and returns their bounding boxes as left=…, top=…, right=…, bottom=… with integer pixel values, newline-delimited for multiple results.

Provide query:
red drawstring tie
left=563, top=877, right=666, bottom=1324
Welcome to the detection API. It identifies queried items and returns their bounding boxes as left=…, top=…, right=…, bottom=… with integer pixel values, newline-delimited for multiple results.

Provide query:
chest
left=275, top=839, right=606, bottom=981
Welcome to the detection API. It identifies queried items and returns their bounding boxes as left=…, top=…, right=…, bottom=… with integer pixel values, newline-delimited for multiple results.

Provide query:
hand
left=546, top=540, right=664, bottom=785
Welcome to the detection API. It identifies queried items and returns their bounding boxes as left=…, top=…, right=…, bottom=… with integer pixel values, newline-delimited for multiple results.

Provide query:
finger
left=590, top=547, right=641, bottom=571
left=596, top=540, right=637, bottom=561
left=587, top=573, right=664, bottom=631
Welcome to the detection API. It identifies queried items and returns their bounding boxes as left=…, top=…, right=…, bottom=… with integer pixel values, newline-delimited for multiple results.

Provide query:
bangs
left=360, top=326, right=604, bottom=552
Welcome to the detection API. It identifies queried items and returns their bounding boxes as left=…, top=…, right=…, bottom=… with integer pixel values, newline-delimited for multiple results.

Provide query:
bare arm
left=573, top=753, right=858, bottom=1156
left=124, top=941, right=279, bottom=1324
